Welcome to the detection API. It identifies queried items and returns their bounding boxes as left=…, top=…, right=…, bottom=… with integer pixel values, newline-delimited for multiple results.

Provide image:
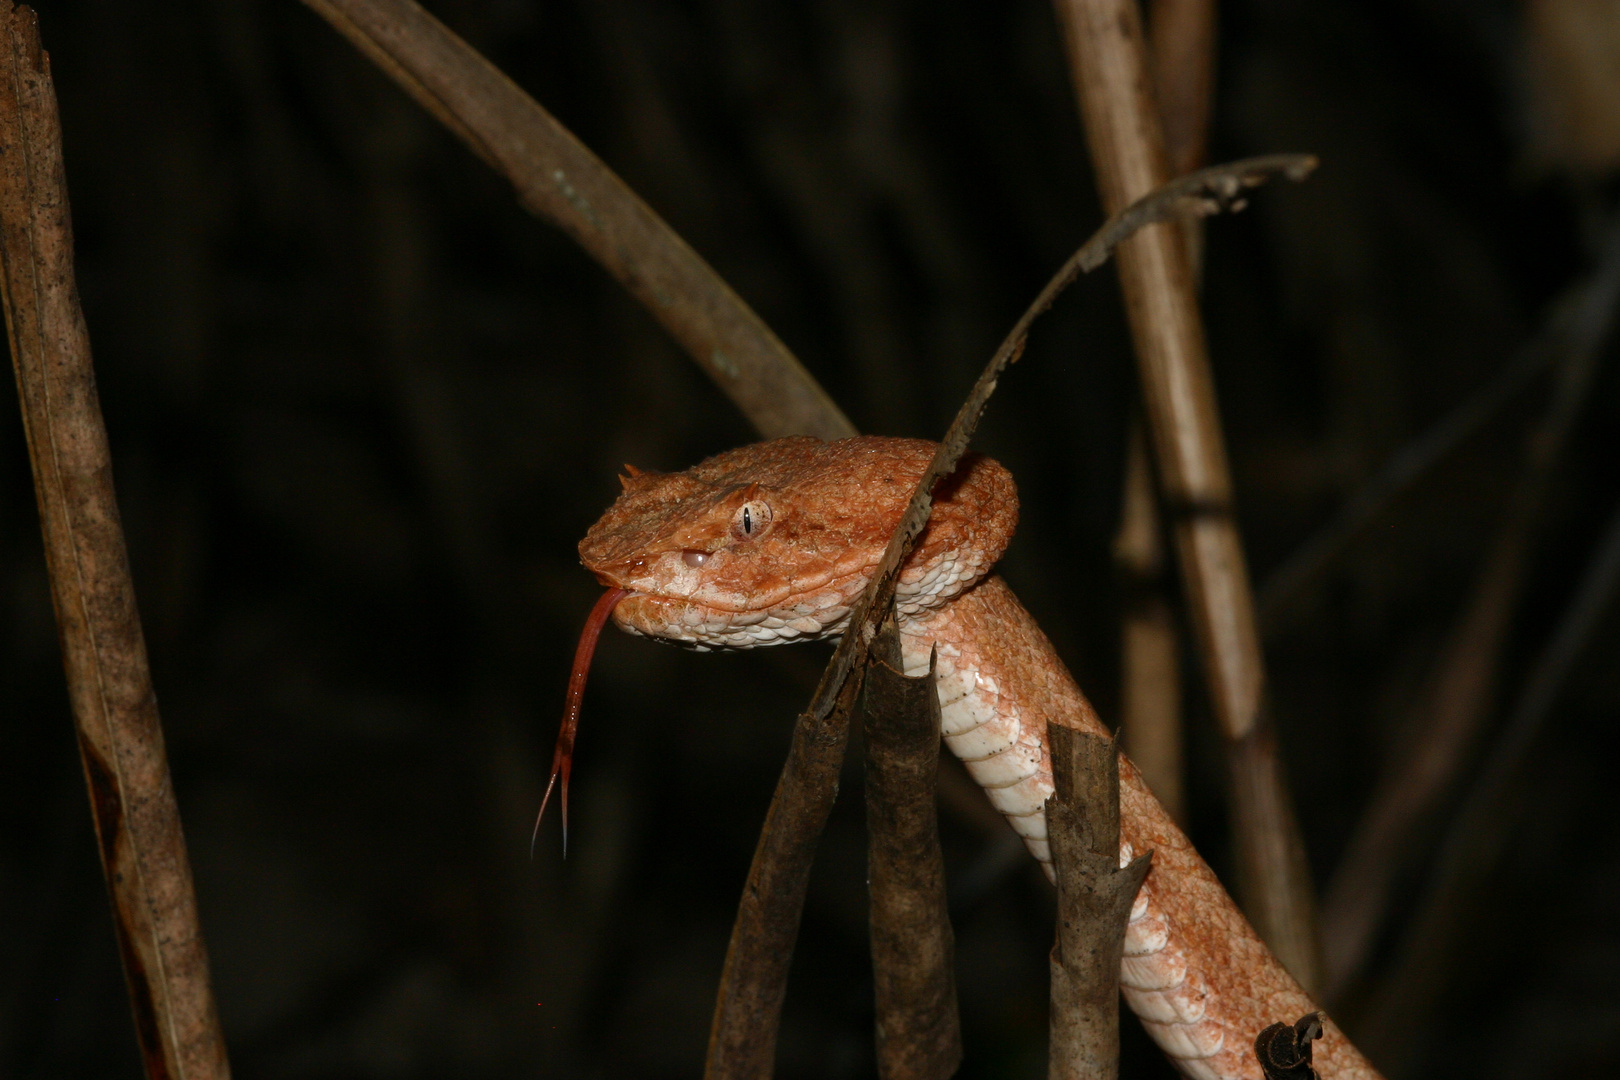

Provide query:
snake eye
left=730, top=500, right=773, bottom=543
left=682, top=550, right=709, bottom=568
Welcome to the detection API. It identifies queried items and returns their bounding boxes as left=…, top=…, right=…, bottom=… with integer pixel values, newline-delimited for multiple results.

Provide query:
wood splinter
left=1046, top=727, right=1152, bottom=1080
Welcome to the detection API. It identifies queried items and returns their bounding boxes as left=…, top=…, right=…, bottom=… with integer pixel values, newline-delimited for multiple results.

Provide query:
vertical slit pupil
left=743, top=507, right=752, bottom=534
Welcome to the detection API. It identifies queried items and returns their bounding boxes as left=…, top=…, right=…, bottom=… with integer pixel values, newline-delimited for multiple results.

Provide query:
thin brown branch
left=862, top=614, right=962, bottom=1080
left=1359, top=491, right=1620, bottom=1073
left=806, top=151, right=1311, bottom=726
left=0, top=7, right=231, bottom=1079
left=299, top=0, right=855, bottom=442
left=1046, top=729, right=1151, bottom=1080
left=708, top=155, right=1301, bottom=1078
left=1318, top=208, right=1620, bottom=1000
left=1052, top=0, right=1322, bottom=989
left=1114, top=423, right=1184, bottom=822
left=1074, top=154, right=1316, bottom=274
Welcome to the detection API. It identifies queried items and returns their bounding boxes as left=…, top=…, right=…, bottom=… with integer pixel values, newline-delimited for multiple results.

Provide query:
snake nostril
left=682, top=549, right=709, bottom=568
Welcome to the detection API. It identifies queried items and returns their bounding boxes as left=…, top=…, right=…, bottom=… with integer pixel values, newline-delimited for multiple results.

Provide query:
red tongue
left=534, top=586, right=628, bottom=857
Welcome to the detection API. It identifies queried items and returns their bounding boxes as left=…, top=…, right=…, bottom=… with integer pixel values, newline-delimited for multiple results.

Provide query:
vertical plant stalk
left=1046, top=728, right=1152, bottom=1080
left=1147, top=0, right=1216, bottom=276
left=1114, top=425, right=1184, bottom=822
left=299, top=0, right=855, bottom=442
left=862, top=615, right=962, bottom=1080
left=0, top=7, right=232, bottom=1079
left=1318, top=212, right=1620, bottom=999
left=1147, top=0, right=1216, bottom=180
left=1112, top=0, right=1214, bottom=826
left=1052, top=0, right=1322, bottom=989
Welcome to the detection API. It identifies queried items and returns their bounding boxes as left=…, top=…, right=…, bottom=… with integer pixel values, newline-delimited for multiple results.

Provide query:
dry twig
left=299, top=0, right=855, bottom=442
left=706, top=153, right=1308, bottom=1079
left=1045, top=729, right=1151, bottom=1080
left=806, top=152, right=1313, bottom=727
left=1052, top=0, right=1322, bottom=988
left=862, top=615, right=961, bottom=1080
left=0, top=6, right=231, bottom=1078
left=702, top=667, right=861, bottom=1080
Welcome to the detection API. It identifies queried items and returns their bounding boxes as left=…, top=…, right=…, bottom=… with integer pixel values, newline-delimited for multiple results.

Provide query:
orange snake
left=569, top=435, right=1381, bottom=1080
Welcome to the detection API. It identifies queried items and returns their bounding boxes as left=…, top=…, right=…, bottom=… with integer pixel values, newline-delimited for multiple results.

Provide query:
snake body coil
left=578, top=436, right=1381, bottom=1080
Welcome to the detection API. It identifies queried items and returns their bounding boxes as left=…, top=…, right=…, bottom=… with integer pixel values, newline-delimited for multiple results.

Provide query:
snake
left=566, top=434, right=1381, bottom=1080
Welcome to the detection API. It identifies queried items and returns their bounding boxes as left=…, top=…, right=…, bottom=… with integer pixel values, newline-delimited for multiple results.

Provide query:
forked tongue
left=533, top=586, right=628, bottom=857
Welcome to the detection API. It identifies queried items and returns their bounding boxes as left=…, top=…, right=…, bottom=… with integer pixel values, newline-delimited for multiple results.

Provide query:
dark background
left=4, top=0, right=1619, bottom=1077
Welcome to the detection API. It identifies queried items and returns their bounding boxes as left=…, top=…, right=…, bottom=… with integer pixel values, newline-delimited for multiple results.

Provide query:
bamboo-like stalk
left=1147, top=0, right=1216, bottom=180
left=0, top=6, right=231, bottom=1078
left=1051, top=0, right=1322, bottom=989
left=1147, top=0, right=1216, bottom=277
left=1112, top=0, right=1215, bottom=826
left=298, top=0, right=855, bottom=443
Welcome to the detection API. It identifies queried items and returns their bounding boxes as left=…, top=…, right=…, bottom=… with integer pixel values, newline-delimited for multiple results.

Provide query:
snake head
left=579, top=435, right=1018, bottom=650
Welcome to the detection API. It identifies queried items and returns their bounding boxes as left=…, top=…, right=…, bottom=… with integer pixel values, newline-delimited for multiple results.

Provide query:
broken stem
left=1046, top=728, right=1151, bottom=1080
left=862, top=615, right=962, bottom=1080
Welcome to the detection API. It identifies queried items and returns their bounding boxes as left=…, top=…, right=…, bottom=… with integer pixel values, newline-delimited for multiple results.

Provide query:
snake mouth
left=584, top=543, right=886, bottom=617
left=606, top=578, right=870, bottom=651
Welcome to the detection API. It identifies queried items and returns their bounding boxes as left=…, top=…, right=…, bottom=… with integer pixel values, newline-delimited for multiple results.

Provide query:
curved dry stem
left=300, top=0, right=855, bottom=442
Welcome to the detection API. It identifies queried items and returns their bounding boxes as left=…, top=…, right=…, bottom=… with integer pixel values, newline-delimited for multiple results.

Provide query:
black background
left=3, top=0, right=1619, bottom=1077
